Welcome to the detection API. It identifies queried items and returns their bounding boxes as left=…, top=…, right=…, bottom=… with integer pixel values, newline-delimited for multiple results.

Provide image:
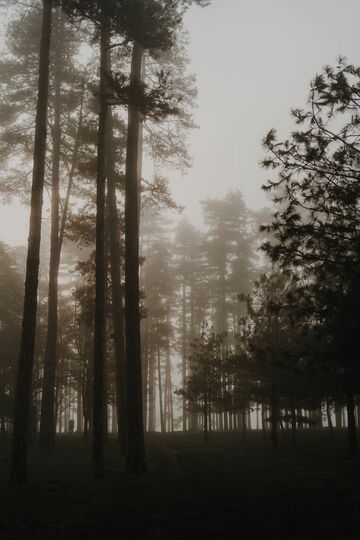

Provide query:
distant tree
left=0, top=243, right=23, bottom=433
left=173, top=219, right=206, bottom=430
left=179, top=324, right=223, bottom=445
left=201, top=191, right=255, bottom=335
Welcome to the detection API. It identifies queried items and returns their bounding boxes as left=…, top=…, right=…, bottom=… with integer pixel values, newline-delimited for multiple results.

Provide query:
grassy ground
left=0, top=430, right=359, bottom=539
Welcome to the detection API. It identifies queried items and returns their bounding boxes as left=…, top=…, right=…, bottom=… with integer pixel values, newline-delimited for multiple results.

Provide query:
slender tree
left=124, top=41, right=146, bottom=473
left=92, top=8, right=110, bottom=479
left=10, top=0, right=53, bottom=486
left=39, top=7, right=65, bottom=451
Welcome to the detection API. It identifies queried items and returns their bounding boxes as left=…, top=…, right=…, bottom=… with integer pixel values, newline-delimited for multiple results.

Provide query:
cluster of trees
left=1, top=0, right=359, bottom=491
left=176, top=58, right=360, bottom=455
left=178, top=59, right=360, bottom=455
left=0, top=0, right=209, bottom=485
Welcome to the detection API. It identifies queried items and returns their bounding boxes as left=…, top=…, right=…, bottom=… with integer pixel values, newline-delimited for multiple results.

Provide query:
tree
left=262, top=59, right=360, bottom=455
left=179, top=324, right=223, bottom=445
left=10, top=0, right=53, bottom=486
left=201, top=191, right=255, bottom=335
left=0, top=243, right=23, bottom=433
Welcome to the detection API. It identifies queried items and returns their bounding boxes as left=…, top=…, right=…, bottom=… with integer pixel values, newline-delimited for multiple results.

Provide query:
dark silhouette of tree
left=10, top=0, right=53, bottom=486
left=262, top=59, right=360, bottom=455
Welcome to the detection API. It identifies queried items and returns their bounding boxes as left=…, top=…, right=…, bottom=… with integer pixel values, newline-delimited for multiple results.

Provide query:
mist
left=0, top=1, right=360, bottom=538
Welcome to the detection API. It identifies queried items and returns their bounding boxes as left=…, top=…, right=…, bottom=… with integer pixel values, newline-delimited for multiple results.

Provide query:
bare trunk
left=182, top=282, right=187, bottom=431
left=148, top=345, right=156, bottom=432
left=106, top=96, right=128, bottom=452
left=125, top=42, right=146, bottom=473
left=92, top=13, right=109, bottom=479
left=157, top=343, right=165, bottom=433
left=39, top=8, right=64, bottom=451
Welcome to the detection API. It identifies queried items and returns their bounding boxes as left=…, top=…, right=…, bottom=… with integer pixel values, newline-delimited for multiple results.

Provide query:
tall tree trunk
left=142, top=324, right=149, bottom=431
left=157, top=342, right=165, bottom=434
left=181, top=281, right=187, bottom=431
left=165, top=338, right=174, bottom=432
left=77, top=386, right=83, bottom=434
left=92, top=12, right=109, bottom=479
left=106, top=94, right=128, bottom=452
left=148, top=345, right=156, bottom=432
left=58, top=72, right=86, bottom=250
left=39, top=7, right=64, bottom=451
left=125, top=42, right=146, bottom=474
left=10, top=0, right=53, bottom=486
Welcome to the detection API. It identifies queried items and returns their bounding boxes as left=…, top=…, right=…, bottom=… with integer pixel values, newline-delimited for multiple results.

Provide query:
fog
left=1, top=2, right=360, bottom=537
left=2, top=0, right=360, bottom=245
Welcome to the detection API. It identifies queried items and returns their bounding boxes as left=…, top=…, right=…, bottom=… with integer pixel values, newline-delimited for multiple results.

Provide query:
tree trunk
left=242, top=407, right=247, bottom=444
left=181, top=282, right=187, bottom=431
left=326, top=399, right=334, bottom=435
left=335, top=403, right=342, bottom=429
left=290, top=398, right=296, bottom=445
left=157, top=342, right=165, bottom=433
left=148, top=345, right=156, bottom=432
left=92, top=13, right=109, bottom=479
left=270, top=380, right=278, bottom=452
left=204, top=395, right=209, bottom=446
left=39, top=7, right=64, bottom=451
left=106, top=107, right=128, bottom=452
left=77, top=386, right=83, bottom=434
left=10, top=0, right=53, bottom=486
left=125, top=42, right=146, bottom=474
left=346, top=391, right=357, bottom=457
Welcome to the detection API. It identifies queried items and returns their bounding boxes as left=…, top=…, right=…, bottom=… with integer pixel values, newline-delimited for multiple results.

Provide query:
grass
left=0, top=430, right=359, bottom=539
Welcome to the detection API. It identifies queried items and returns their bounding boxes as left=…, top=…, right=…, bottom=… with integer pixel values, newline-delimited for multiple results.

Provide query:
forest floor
left=0, top=430, right=359, bottom=539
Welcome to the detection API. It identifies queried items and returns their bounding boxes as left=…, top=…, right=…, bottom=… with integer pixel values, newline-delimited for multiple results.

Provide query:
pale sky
left=2, top=0, right=360, bottom=245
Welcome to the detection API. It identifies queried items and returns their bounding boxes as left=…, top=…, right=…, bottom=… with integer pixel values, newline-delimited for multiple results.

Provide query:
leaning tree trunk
left=39, top=7, right=64, bottom=451
left=105, top=69, right=128, bottom=452
left=92, top=12, right=109, bottom=480
left=125, top=41, right=146, bottom=474
left=10, top=0, right=53, bottom=486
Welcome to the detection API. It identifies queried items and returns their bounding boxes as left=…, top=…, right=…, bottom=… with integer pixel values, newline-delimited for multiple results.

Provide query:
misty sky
left=2, top=0, right=360, bottom=245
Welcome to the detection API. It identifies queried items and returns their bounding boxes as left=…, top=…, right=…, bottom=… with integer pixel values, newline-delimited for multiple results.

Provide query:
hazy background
left=2, top=0, right=360, bottom=245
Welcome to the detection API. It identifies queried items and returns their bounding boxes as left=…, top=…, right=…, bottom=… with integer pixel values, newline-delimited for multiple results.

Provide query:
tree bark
left=105, top=40, right=127, bottom=450
left=92, top=12, right=109, bottom=479
left=106, top=105, right=128, bottom=452
left=125, top=42, right=146, bottom=473
left=39, top=7, right=64, bottom=451
left=10, top=0, right=53, bottom=486
left=157, top=342, right=165, bottom=433
left=181, top=282, right=187, bottom=431
left=148, top=345, right=156, bottom=432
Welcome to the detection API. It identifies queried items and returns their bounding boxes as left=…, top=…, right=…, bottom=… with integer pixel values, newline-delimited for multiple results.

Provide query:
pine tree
left=10, top=0, right=53, bottom=486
